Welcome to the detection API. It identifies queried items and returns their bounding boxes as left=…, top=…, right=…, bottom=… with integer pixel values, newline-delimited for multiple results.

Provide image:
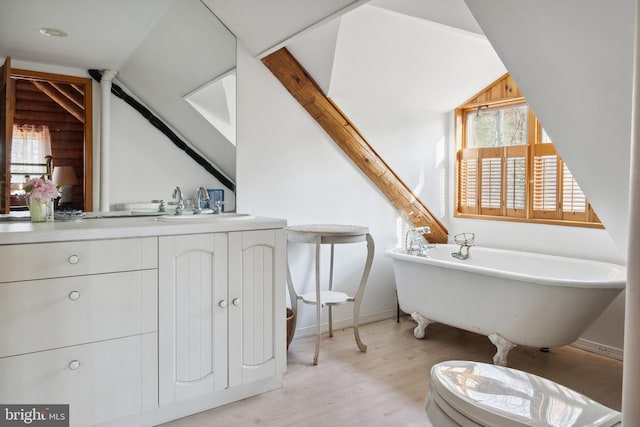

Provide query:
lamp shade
left=52, top=166, right=79, bottom=186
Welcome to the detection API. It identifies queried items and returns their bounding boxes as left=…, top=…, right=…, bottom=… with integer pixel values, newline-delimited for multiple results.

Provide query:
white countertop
left=0, top=214, right=287, bottom=245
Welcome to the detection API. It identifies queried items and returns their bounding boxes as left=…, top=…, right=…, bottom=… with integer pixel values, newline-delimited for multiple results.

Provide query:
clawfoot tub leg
left=488, top=333, right=516, bottom=366
left=410, top=312, right=433, bottom=338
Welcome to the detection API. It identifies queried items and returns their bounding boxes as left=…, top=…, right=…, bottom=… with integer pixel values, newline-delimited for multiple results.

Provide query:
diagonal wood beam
left=30, top=80, right=84, bottom=123
left=70, top=83, right=84, bottom=96
left=50, top=81, right=84, bottom=109
left=262, top=48, right=448, bottom=243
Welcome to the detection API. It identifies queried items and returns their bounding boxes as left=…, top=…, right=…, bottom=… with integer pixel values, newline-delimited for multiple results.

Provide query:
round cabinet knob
left=68, top=291, right=80, bottom=301
left=218, top=300, right=227, bottom=308
left=232, top=298, right=241, bottom=306
left=68, top=360, right=80, bottom=370
left=68, top=255, right=80, bottom=265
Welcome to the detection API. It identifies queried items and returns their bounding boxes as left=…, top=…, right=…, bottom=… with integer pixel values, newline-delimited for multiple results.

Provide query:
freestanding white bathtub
left=385, top=245, right=626, bottom=366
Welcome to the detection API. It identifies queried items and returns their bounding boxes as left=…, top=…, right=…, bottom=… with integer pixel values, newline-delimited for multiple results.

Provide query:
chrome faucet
left=405, top=226, right=432, bottom=255
left=211, top=200, right=224, bottom=214
left=172, top=187, right=185, bottom=215
left=193, top=187, right=210, bottom=215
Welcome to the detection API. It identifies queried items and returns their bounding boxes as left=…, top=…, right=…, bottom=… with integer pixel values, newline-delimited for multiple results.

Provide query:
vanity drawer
left=0, top=333, right=158, bottom=427
left=0, top=270, right=157, bottom=358
left=0, top=237, right=157, bottom=282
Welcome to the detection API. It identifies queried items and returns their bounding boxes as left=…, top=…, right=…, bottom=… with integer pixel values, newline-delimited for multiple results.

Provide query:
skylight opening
left=184, top=70, right=236, bottom=146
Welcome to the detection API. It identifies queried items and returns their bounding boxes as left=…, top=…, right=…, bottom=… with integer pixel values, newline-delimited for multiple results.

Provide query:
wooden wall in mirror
left=1, top=58, right=92, bottom=214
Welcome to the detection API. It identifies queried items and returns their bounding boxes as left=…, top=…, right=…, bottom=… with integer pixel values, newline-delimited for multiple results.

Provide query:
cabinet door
left=228, top=229, right=286, bottom=387
left=158, top=233, right=228, bottom=405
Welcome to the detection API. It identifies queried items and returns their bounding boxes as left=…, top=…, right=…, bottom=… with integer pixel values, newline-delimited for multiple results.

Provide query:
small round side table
left=286, top=224, right=375, bottom=365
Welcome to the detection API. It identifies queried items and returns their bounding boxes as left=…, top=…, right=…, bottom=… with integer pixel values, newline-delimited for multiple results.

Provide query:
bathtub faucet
left=405, top=226, right=432, bottom=256
left=451, top=232, right=475, bottom=260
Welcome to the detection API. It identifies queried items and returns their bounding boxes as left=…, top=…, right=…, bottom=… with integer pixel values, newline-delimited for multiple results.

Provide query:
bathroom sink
left=156, top=213, right=254, bottom=221
left=84, top=210, right=165, bottom=219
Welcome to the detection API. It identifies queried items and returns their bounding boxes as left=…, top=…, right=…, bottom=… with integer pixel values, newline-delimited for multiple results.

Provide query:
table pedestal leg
left=313, top=237, right=321, bottom=365
left=328, top=244, right=335, bottom=337
left=352, top=234, right=374, bottom=352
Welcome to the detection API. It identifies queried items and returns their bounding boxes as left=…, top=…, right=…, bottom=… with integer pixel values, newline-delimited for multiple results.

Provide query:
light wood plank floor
left=160, top=317, right=623, bottom=427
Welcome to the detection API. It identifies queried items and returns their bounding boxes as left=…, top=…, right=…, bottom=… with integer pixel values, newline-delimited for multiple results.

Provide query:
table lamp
left=52, top=165, right=79, bottom=205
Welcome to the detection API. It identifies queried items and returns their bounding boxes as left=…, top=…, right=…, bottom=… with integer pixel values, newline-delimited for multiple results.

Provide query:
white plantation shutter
left=458, top=149, right=478, bottom=213
left=505, top=146, right=526, bottom=217
left=533, top=155, right=557, bottom=211
left=506, top=157, right=525, bottom=208
left=479, top=148, right=502, bottom=215
left=561, top=163, right=588, bottom=221
left=561, top=164, right=586, bottom=212
left=481, top=158, right=501, bottom=208
left=458, top=146, right=526, bottom=217
left=531, top=142, right=559, bottom=219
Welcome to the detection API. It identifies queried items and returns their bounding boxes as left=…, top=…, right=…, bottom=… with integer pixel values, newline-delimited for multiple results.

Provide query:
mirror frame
left=10, top=68, right=93, bottom=212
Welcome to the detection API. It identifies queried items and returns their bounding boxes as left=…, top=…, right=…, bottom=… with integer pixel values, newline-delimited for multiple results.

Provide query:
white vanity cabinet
left=0, top=216, right=287, bottom=426
left=0, top=237, right=158, bottom=427
left=158, top=228, right=287, bottom=406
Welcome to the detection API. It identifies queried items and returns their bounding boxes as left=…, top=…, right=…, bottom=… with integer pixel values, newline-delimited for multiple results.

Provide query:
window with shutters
left=455, top=74, right=601, bottom=228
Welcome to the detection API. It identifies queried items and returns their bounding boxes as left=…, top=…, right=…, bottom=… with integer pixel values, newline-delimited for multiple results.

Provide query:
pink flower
left=24, top=177, right=59, bottom=200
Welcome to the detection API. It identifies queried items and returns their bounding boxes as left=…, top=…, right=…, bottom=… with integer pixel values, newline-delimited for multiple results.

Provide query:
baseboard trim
left=571, top=338, right=624, bottom=361
left=291, top=314, right=624, bottom=362
left=292, top=309, right=397, bottom=339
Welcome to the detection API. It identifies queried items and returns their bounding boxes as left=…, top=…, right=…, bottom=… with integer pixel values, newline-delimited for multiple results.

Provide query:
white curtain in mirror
left=10, top=125, right=52, bottom=187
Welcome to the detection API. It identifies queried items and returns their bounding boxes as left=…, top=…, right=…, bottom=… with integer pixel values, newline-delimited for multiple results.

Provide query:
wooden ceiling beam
left=30, top=81, right=84, bottom=123
left=50, top=82, right=84, bottom=109
left=70, top=83, right=84, bottom=96
left=262, top=48, right=448, bottom=243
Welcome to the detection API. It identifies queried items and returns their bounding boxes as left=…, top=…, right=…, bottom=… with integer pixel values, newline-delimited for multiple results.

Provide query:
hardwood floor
left=159, top=317, right=623, bottom=427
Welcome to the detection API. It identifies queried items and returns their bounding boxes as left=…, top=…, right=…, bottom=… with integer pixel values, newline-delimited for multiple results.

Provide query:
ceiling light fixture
left=39, top=28, right=68, bottom=38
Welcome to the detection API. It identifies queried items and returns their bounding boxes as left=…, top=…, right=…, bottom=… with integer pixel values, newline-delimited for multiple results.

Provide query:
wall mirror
left=0, top=0, right=237, bottom=215
left=113, top=0, right=238, bottom=208
left=1, top=60, right=92, bottom=213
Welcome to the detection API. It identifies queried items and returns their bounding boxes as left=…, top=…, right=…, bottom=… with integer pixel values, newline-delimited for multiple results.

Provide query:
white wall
left=332, top=98, right=449, bottom=220
left=237, top=45, right=403, bottom=335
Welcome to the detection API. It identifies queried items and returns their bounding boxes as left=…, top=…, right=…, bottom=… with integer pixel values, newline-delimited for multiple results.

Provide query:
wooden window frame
left=455, top=94, right=602, bottom=229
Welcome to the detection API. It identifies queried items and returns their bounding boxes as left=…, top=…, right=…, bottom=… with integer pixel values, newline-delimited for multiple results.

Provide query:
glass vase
left=28, top=197, right=54, bottom=222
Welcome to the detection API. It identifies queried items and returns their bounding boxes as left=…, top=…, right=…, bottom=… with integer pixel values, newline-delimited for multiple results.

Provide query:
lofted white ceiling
left=370, top=0, right=483, bottom=35
left=0, top=0, right=175, bottom=70
left=332, top=5, right=504, bottom=112
left=201, top=0, right=368, bottom=57
left=288, top=3, right=506, bottom=112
